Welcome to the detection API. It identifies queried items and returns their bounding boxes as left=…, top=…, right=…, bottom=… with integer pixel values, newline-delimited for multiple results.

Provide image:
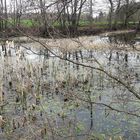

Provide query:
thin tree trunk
left=4, top=0, right=7, bottom=29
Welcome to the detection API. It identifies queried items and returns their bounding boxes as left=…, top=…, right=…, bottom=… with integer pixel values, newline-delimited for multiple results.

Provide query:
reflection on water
left=0, top=32, right=140, bottom=140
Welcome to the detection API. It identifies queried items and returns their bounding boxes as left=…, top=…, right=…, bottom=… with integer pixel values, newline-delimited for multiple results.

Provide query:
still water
left=0, top=31, right=140, bottom=140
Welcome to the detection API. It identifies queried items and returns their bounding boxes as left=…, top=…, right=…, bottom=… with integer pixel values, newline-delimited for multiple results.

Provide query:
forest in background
left=0, top=0, right=140, bottom=37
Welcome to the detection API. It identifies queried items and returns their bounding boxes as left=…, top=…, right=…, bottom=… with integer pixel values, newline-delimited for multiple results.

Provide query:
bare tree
left=107, top=0, right=114, bottom=30
left=113, top=0, right=122, bottom=29
left=0, top=0, right=8, bottom=30
left=121, top=0, right=140, bottom=28
left=39, top=0, right=48, bottom=33
left=56, top=0, right=87, bottom=36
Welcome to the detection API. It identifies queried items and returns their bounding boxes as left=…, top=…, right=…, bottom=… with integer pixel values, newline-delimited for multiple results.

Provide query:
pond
left=0, top=31, right=140, bottom=140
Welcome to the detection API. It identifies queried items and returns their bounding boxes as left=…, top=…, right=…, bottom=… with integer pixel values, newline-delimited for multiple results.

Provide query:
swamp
left=0, top=30, right=140, bottom=140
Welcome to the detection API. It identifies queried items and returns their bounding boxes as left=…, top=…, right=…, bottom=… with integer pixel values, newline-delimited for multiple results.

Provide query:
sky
left=93, top=0, right=108, bottom=17
left=93, top=0, right=140, bottom=17
left=6, top=0, right=108, bottom=16
left=6, top=0, right=140, bottom=17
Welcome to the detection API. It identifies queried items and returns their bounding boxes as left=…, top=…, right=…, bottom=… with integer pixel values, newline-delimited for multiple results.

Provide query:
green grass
left=21, top=19, right=34, bottom=27
left=4, top=18, right=140, bottom=29
left=79, top=20, right=90, bottom=26
left=53, top=20, right=108, bottom=28
left=6, top=19, right=39, bottom=27
left=20, top=19, right=39, bottom=27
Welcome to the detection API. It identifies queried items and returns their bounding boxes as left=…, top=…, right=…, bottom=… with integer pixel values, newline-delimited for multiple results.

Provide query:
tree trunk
left=124, top=15, right=128, bottom=28
left=40, top=0, right=48, bottom=34
left=89, top=0, right=93, bottom=25
left=4, top=0, right=7, bottom=29
left=108, top=0, right=114, bottom=30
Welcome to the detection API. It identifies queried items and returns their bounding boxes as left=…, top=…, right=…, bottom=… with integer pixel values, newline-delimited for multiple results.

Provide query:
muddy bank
left=0, top=29, right=137, bottom=43
left=0, top=26, right=138, bottom=39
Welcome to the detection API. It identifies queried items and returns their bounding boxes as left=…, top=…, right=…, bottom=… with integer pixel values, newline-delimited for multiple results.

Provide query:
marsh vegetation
left=0, top=31, right=140, bottom=140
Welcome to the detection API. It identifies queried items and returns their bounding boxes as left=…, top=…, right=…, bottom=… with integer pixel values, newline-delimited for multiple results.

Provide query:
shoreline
left=0, top=29, right=138, bottom=44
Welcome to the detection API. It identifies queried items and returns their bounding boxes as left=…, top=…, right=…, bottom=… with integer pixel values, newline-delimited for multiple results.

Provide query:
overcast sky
left=6, top=0, right=108, bottom=16
left=94, top=0, right=108, bottom=16
left=6, top=0, right=139, bottom=17
left=93, top=0, right=139, bottom=17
